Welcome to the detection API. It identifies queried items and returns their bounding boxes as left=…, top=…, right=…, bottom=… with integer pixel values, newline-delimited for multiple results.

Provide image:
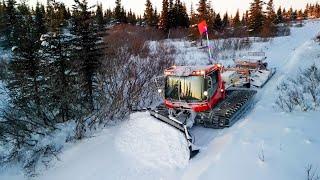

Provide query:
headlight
left=203, top=91, right=208, bottom=96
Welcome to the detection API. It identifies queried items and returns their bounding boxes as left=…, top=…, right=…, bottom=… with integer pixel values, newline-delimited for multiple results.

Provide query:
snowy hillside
left=1, top=19, right=320, bottom=180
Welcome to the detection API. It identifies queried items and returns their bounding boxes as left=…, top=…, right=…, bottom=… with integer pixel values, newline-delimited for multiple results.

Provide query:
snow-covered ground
left=1, top=19, right=320, bottom=180
left=37, top=113, right=189, bottom=180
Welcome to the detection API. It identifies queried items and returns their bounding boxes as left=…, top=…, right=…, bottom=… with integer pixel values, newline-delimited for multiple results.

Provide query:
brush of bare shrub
left=306, top=164, right=320, bottom=180
left=84, top=24, right=175, bottom=127
left=276, top=63, right=320, bottom=112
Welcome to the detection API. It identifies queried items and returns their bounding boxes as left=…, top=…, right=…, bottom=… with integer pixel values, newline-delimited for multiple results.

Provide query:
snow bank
left=0, top=168, right=24, bottom=180
left=37, top=112, right=189, bottom=180
left=116, top=112, right=189, bottom=169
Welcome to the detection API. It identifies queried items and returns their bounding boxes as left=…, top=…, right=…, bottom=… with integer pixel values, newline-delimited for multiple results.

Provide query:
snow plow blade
left=189, top=148, right=199, bottom=159
left=149, top=109, right=199, bottom=159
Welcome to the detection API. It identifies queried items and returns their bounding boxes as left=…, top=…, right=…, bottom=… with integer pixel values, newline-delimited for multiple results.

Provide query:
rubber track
left=199, top=89, right=256, bottom=128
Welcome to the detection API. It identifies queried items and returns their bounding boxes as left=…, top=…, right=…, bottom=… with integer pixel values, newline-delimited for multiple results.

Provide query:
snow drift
left=37, top=112, right=189, bottom=180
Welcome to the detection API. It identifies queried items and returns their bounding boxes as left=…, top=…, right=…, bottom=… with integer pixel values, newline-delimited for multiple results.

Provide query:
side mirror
left=208, top=79, right=212, bottom=87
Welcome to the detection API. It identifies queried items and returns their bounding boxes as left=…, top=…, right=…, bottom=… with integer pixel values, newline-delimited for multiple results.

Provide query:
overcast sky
left=28, top=0, right=320, bottom=16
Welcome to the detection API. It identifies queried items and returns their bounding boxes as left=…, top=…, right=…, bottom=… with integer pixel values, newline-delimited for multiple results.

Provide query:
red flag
left=198, top=20, right=208, bottom=35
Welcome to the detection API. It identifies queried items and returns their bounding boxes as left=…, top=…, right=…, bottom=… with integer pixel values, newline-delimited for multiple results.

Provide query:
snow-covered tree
left=71, top=0, right=105, bottom=112
left=41, top=0, right=79, bottom=123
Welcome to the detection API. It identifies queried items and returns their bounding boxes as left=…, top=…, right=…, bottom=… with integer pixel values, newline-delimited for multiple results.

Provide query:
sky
left=28, top=0, right=320, bottom=16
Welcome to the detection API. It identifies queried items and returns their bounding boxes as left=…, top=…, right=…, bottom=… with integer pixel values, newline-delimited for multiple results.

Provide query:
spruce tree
left=4, top=0, right=18, bottom=47
left=197, top=0, right=208, bottom=21
left=104, top=8, right=113, bottom=23
left=262, top=0, right=277, bottom=37
left=233, top=9, right=241, bottom=27
left=152, top=7, right=159, bottom=27
left=127, top=9, right=137, bottom=24
left=213, top=13, right=222, bottom=32
left=0, top=1, right=5, bottom=35
left=282, top=8, right=287, bottom=21
left=241, top=13, right=246, bottom=26
left=275, top=7, right=283, bottom=24
left=144, top=0, right=154, bottom=26
left=159, top=0, right=169, bottom=32
left=172, top=0, right=189, bottom=28
left=207, top=1, right=215, bottom=31
left=34, top=2, right=47, bottom=37
left=120, top=7, right=127, bottom=23
left=40, top=1, right=79, bottom=123
left=248, top=0, right=264, bottom=35
left=46, top=1, right=70, bottom=28
left=179, top=3, right=189, bottom=28
left=189, top=3, right=197, bottom=25
left=168, top=0, right=176, bottom=28
left=95, top=3, right=104, bottom=31
left=6, top=3, right=51, bottom=127
left=222, top=12, right=229, bottom=29
left=71, top=0, right=105, bottom=112
left=114, top=0, right=122, bottom=22
left=291, top=10, right=298, bottom=21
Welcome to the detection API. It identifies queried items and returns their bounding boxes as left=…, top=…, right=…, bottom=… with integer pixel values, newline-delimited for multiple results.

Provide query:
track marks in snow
left=182, top=133, right=233, bottom=180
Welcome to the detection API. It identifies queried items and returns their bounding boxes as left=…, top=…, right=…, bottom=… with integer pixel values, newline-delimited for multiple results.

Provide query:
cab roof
left=164, top=64, right=221, bottom=76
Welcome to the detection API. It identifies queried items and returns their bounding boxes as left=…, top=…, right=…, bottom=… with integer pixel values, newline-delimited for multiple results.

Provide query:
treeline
left=187, top=0, right=320, bottom=37
left=1, top=0, right=316, bottom=40
left=103, top=0, right=320, bottom=38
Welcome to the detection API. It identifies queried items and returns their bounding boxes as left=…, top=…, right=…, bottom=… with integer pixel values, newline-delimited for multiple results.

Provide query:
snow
left=166, top=40, right=209, bottom=65
left=11, top=46, right=18, bottom=52
left=1, top=19, right=320, bottom=180
left=168, top=65, right=210, bottom=76
left=36, top=112, right=189, bottom=180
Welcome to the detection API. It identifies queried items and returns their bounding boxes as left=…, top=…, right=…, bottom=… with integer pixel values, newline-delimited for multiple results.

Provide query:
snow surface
left=1, top=19, right=320, bottom=180
left=36, top=112, right=189, bottom=180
